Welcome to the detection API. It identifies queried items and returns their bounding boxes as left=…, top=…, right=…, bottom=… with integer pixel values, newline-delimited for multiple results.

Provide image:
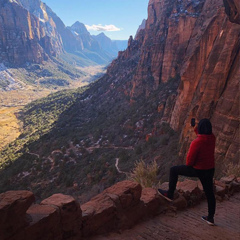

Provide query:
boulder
left=9, top=204, right=61, bottom=240
left=172, top=194, right=188, bottom=210
left=0, top=190, right=35, bottom=239
left=177, top=180, right=203, bottom=206
left=41, top=194, right=82, bottom=239
left=103, top=180, right=142, bottom=209
left=220, top=175, right=236, bottom=184
left=215, top=185, right=226, bottom=198
left=231, top=180, right=240, bottom=193
left=140, top=188, right=162, bottom=216
left=81, top=193, right=117, bottom=237
left=81, top=180, right=142, bottom=236
left=26, top=204, right=61, bottom=240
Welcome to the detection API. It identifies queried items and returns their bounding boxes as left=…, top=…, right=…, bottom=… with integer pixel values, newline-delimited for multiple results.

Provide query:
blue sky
left=43, top=0, right=149, bottom=40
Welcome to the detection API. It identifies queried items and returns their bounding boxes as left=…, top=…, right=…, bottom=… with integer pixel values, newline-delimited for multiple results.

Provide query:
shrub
left=129, top=160, right=159, bottom=188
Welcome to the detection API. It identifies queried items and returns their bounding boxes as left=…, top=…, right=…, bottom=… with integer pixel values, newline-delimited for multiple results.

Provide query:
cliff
left=121, top=0, right=240, bottom=167
left=0, top=0, right=239, bottom=203
left=0, top=0, right=119, bottom=67
left=0, top=0, right=56, bottom=65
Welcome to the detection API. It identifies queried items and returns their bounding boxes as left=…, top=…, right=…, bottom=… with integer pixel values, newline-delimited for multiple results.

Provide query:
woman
left=158, top=118, right=216, bottom=226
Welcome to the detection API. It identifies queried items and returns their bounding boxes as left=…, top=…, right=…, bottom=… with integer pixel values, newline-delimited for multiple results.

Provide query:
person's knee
left=170, top=166, right=177, bottom=174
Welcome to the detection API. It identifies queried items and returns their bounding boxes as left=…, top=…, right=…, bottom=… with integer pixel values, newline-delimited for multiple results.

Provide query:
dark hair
left=198, top=118, right=212, bottom=135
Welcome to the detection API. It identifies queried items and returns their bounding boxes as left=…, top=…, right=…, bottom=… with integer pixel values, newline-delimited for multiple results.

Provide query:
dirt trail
left=90, top=193, right=240, bottom=240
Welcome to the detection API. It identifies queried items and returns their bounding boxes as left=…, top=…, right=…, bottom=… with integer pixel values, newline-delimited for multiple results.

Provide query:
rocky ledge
left=0, top=176, right=240, bottom=240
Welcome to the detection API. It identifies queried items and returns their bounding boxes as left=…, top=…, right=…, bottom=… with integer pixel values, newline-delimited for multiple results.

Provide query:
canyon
left=0, top=0, right=239, bottom=217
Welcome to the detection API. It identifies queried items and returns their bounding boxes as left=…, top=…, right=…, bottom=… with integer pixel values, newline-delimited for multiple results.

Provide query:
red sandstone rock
left=220, top=175, right=236, bottom=184
left=81, top=181, right=142, bottom=237
left=140, top=188, right=162, bottom=216
left=215, top=185, right=226, bottom=198
left=172, top=194, right=188, bottom=210
left=0, top=190, right=35, bottom=239
left=41, top=193, right=82, bottom=239
left=0, top=0, right=61, bottom=65
left=231, top=181, right=240, bottom=192
left=103, top=180, right=142, bottom=209
left=81, top=191, right=118, bottom=236
left=177, top=180, right=203, bottom=205
left=9, top=204, right=62, bottom=240
left=215, top=180, right=227, bottom=190
left=224, top=0, right=240, bottom=24
left=169, top=0, right=240, bottom=165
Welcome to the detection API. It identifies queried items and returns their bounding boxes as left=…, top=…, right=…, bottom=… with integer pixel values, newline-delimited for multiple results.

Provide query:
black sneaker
left=201, top=216, right=215, bottom=226
left=157, top=189, right=173, bottom=202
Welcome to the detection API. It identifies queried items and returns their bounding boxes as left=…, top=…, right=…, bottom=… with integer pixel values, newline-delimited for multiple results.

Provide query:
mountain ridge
left=0, top=0, right=128, bottom=92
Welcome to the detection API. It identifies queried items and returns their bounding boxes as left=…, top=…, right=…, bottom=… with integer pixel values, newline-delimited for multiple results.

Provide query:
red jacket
left=186, top=128, right=215, bottom=170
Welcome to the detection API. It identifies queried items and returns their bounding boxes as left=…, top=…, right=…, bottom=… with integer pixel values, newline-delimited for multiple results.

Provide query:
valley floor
left=0, top=89, right=53, bottom=150
left=90, top=193, right=240, bottom=240
left=0, top=107, right=21, bottom=150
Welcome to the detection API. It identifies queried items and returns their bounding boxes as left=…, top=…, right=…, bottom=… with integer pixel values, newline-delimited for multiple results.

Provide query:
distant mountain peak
left=95, top=32, right=111, bottom=40
left=98, top=32, right=106, bottom=36
left=71, top=21, right=89, bottom=35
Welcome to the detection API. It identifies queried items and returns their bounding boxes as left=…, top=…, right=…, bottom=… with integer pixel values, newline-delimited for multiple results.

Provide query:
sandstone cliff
left=0, top=0, right=56, bottom=65
left=119, top=0, right=240, bottom=167
left=0, top=0, right=119, bottom=67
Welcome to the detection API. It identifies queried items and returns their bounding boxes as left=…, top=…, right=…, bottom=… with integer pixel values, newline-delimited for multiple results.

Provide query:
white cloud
left=85, top=24, right=121, bottom=32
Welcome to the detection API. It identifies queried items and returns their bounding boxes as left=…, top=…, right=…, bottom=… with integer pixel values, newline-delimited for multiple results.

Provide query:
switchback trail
left=90, top=193, right=240, bottom=240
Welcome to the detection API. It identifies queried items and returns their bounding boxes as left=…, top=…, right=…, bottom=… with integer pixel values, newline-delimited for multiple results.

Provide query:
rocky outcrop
left=1, top=178, right=239, bottom=240
left=0, top=191, right=35, bottom=239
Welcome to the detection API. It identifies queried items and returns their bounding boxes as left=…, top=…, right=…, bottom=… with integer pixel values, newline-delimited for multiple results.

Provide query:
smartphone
left=191, top=118, right=195, bottom=127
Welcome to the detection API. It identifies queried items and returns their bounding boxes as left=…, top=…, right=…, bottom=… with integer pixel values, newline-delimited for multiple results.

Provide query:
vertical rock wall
left=124, top=0, right=239, bottom=166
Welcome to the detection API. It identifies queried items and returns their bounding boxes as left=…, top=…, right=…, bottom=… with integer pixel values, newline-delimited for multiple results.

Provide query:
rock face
left=106, top=0, right=240, bottom=166
left=168, top=0, right=240, bottom=166
left=0, top=0, right=56, bottom=65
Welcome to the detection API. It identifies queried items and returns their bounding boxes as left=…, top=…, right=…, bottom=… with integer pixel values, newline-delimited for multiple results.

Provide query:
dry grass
left=0, top=88, right=53, bottom=107
left=0, top=88, right=54, bottom=150
left=0, top=107, right=22, bottom=150
left=129, top=160, right=160, bottom=188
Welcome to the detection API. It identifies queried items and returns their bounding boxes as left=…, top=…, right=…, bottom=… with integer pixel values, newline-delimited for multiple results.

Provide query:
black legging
left=168, top=165, right=216, bottom=218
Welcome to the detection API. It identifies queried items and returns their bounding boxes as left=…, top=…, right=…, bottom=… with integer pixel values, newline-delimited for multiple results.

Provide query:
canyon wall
left=0, top=0, right=56, bottom=65
left=122, top=0, right=240, bottom=165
